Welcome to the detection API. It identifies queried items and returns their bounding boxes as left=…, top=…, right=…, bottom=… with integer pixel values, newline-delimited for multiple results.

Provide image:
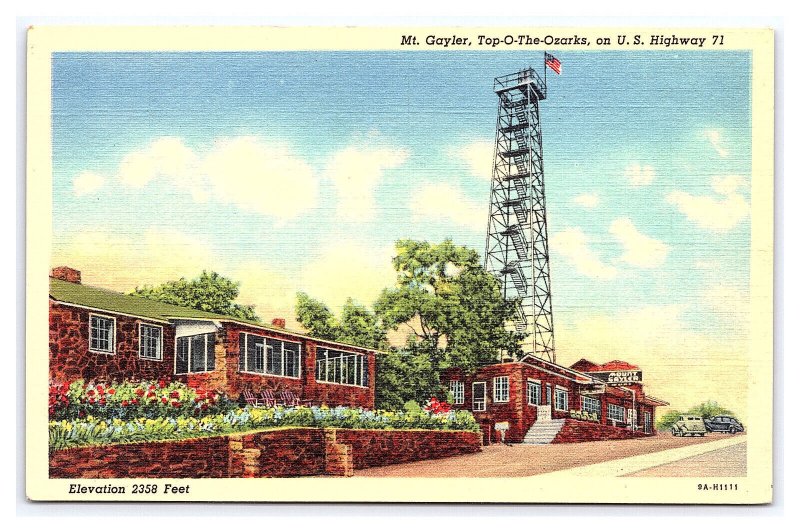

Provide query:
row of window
left=451, top=376, right=616, bottom=416
left=238, top=332, right=301, bottom=378
left=315, top=349, right=369, bottom=387
left=89, top=314, right=369, bottom=383
left=90, top=315, right=164, bottom=360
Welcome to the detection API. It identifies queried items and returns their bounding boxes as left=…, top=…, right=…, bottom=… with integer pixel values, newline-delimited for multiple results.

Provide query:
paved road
left=356, top=432, right=745, bottom=478
left=625, top=442, right=746, bottom=477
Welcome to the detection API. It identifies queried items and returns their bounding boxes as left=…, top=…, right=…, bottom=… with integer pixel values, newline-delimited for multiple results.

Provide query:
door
left=628, top=408, right=637, bottom=430
left=472, top=382, right=486, bottom=412
left=644, top=411, right=652, bottom=434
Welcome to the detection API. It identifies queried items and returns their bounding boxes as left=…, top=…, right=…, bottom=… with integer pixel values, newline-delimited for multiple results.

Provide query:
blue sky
left=51, top=50, right=753, bottom=411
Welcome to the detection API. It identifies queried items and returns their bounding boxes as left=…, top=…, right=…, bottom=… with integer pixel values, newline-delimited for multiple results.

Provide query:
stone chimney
left=271, top=318, right=286, bottom=329
left=50, top=266, right=81, bottom=284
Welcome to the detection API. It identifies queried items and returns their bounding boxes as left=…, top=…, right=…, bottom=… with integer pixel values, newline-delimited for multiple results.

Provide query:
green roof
left=49, top=277, right=386, bottom=353
left=49, top=278, right=247, bottom=324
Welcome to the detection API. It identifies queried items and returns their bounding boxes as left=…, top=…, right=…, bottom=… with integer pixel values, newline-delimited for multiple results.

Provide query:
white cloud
left=704, top=129, right=729, bottom=157
left=326, top=146, right=409, bottom=222
left=202, top=137, right=317, bottom=219
left=300, top=242, right=397, bottom=311
left=88, top=136, right=319, bottom=220
left=453, top=140, right=495, bottom=178
left=666, top=175, right=749, bottom=231
left=624, top=163, right=655, bottom=187
left=552, top=228, right=617, bottom=280
left=609, top=217, right=669, bottom=268
left=573, top=193, right=599, bottom=209
left=410, top=183, right=486, bottom=231
left=73, top=171, right=105, bottom=196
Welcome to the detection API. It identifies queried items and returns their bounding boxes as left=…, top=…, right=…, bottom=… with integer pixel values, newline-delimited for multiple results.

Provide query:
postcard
left=26, top=25, right=774, bottom=503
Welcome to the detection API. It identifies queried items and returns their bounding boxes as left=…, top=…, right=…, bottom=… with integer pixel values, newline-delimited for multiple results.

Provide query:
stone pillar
left=323, top=428, right=353, bottom=477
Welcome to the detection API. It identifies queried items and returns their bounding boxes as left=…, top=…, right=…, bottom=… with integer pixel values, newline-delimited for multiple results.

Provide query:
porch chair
left=260, top=390, right=277, bottom=407
left=243, top=389, right=263, bottom=407
left=279, top=390, right=313, bottom=407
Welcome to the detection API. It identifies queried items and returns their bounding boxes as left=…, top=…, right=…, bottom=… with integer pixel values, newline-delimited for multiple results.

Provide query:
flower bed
left=49, top=405, right=480, bottom=451
left=49, top=379, right=235, bottom=421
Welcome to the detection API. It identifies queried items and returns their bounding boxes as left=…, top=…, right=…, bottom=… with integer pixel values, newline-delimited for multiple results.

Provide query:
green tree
left=131, top=271, right=259, bottom=322
left=656, top=401, right=739, bottom=430
left=375, top=239, right=522, bottom=374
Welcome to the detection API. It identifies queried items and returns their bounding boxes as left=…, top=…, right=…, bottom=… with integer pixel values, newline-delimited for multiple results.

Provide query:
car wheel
left=729, top=427, right=735, bottom=434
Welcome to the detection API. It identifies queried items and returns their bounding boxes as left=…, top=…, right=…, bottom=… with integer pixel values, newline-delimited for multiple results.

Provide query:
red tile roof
left=569, top=358, right=640, bottom=372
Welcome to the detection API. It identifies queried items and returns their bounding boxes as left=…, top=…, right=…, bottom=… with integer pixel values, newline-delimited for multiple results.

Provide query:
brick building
left=49, top=267, right=378, bottom=409
left=442, top=355, right=668, bottom=444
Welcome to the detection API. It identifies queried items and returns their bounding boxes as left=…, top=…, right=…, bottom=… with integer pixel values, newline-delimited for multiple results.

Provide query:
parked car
left=704, top=415, right=745, bottom=434
left=671, top=415, right=707, bottom=437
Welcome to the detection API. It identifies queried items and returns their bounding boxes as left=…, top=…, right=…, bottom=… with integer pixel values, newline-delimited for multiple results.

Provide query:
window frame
left=449, top=380, right=465, bottom=405
left=138, top=323, right=164, bottom=361
left=89, top=313, right=116, bottom=354
left=554, top=386, right=569, bottom=412
left=493, top=376, right=510, bottom=403
left=472, top=381, right=487, bottom=412
left=238, top=332, right=302, bottom=379
left=580, top=395, right=601, bottom=416
left=174, top=333, right=215, bottom=375
left=526, top=379, right=541, bottom=406
left=607, top=403, right=625, bottom=423
left=314, top=347, right=368, bottom=387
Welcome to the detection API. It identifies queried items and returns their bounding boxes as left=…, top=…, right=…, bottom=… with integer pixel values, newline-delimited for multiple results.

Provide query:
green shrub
left=49, top=405, right=480, bottom=450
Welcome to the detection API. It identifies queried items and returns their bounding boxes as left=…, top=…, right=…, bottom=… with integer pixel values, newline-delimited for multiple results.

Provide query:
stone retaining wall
left=49, top=427, right=481, bottom=478
left=551, top=419, right=653, bottom=443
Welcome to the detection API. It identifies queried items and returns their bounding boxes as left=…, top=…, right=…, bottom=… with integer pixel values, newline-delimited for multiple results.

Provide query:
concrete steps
left=522, top=418, right=566, bottom=445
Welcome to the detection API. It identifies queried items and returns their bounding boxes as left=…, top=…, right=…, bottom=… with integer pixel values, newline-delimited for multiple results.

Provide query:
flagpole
left=543, top=51, right=547, bottom=91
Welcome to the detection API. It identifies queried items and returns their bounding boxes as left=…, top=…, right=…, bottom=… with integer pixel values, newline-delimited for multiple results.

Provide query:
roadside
left=355, top=431, right=745, bottom=478
left=625, top=442, right=746, bottom=477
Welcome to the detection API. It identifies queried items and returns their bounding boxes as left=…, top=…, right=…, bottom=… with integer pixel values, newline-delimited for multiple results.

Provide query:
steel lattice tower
left=484, top=67, right=555, bottom=363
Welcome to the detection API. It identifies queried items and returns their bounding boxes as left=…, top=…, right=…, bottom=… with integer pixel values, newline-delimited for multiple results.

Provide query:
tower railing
left=493, top=68, right=547, bottom=100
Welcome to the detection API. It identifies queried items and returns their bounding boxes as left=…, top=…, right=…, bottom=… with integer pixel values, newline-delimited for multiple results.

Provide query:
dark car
left=704, top=415, right=744, bottom=434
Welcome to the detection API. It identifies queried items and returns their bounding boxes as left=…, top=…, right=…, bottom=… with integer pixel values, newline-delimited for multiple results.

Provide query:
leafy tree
left=131, top=271, right=259, bottom=322
left=375, top=239, right=522, bottom=374
left=294, top=239, right=523, bottom=409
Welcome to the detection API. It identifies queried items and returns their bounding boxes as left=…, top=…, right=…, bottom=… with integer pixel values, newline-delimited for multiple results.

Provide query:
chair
left=260, top=390, right=277, bottom=407
left=243, top=390, right=263, bottom=407
left=279, top=390, right=312, bottom=407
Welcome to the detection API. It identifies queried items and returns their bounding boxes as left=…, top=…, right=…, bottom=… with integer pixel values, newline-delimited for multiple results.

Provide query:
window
left=555, top=388, right=569, bottom=411
left=527, top=380, right=541, bottom=405
left=607, top=403, right=625, bottom=423
left=493, top=376, right=509, bottom=403
left=581, top=395, right=600, bottom=416
left=472, top=382, right=486, bottom=411
left=315, top=348, right=368, bottom=387
left=138, top=324, right=163, bottom=360
left=175, top=333, right=215, bottom=374
left=89, top=314, right=115, bottom=353
left=449, top=380, right=465, bottom=404
left=545, top=384, right=552, bottom=405
left=238, top=333, right=301, bottom=378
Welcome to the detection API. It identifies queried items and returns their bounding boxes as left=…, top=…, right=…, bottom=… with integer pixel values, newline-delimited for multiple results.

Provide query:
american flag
left=545, top=53, right=561, bottom=75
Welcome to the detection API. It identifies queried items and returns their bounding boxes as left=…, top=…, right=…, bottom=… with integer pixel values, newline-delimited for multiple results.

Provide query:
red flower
left=148, top=384, right=156, bottom=391
left=99, top=397, right=106, bottom=405
left=86, top=389, right=95, bottom=396
left=161, top=397, right=168, bottom=404
left=147, top=391, right=156, bottom=398
left=158, top=379, right=167, bottom=388
left=201, top=403, right=209, bottom=410
left=96, top=385, right=105, bottom=394
left=88, top=397, right=95, bottom=404
left=134, top=389, right=145, bottom=397
left=107, top=388, right=116, bottom=395
left=131, top=398, right=139, bottom=405
left=78, top=411, right=85, bottom=418
left=171, top=400, right=181, bottom=408
left=121, top=400, right=129, bottom=407
left=169, top=390, right=180, bottom=399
